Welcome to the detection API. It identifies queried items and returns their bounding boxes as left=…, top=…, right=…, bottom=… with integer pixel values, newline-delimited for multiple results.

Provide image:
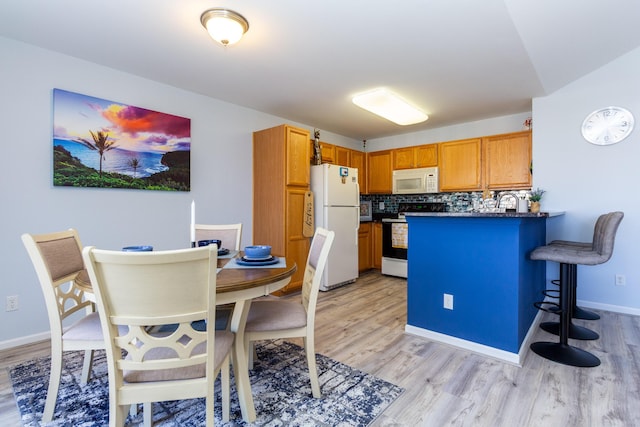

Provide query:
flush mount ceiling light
left=352, top=88, right=428, bottom=125
left=200, top=8, right=249, bottom=46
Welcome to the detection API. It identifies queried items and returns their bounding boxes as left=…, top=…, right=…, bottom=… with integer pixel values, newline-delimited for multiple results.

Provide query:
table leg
left=229, top=299, right=256, bottom=422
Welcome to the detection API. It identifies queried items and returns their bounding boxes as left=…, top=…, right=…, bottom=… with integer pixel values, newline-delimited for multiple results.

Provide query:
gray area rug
left=10, top=341, right=403, bottom=426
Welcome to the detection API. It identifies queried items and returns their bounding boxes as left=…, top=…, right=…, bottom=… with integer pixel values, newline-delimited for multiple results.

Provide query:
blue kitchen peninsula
left=404, top=212, right=562, bottom=365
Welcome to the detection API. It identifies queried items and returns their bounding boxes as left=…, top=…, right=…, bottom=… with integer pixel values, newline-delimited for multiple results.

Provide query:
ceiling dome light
left=352, top=88, right=428, bottom=125
left=200, top=8, right=249, bottom=46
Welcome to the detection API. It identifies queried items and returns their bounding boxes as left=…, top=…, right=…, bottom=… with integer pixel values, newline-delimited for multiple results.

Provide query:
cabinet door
left=367, top=150, right=392, bottom=194
left=415, top=144, right=438, bottom=167
left=350, top=150, right=366, bottom=193
left=358, top=222, right=372, bottom=272
left=335, top=146, right=350, bottom=166
left=392, top=147, right=415, bottom=169
left=438, top=138, right=482, bottom=192
left=483, top=131, right=532, bottom=190
left=286, top=126, right=311, bottom=187
left=373, top=222, right=383, bottom=270
left=278, top=188, right=311, bottom=294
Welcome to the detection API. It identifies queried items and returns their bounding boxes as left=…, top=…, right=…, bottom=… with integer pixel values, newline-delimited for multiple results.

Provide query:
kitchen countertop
left=405, top=211, right=564, bottom=218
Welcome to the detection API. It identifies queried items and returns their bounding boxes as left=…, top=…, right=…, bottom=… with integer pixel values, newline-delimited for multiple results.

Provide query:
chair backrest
left=593, top=211, right=624, bottom=260
left=82, top=245, right=218, bottom=383
left=301, top=228, right=335, bottom=324
left=195, top=223, right=243, bottom=251
left=21, top=229, right=93, bottom=334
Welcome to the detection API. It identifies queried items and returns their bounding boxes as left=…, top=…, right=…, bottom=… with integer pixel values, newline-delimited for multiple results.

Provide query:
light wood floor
left=2, top=271, right=639, bottom=426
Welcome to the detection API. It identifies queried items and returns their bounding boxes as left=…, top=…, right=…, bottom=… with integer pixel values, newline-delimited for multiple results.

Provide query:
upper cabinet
left=350, top=150, right=367, bottom=193
left=367, top=150, right=392, bottom=194
left=335, top=146, right=350, bottom=166
left=392, top=144, right=438, bottom=170
left=438, top=138, right=483, bottom=192
left=483, top=131, right=532, bottom=190
left=309, top=140, right=335, bottom=164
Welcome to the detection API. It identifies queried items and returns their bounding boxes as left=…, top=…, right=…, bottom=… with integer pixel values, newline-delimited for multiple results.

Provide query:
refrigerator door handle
left=355, top=206, right=360, bottom=245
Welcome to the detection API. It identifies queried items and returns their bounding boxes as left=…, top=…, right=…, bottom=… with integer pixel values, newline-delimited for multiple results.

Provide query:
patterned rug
left=10, top=341, right=403, bottom=426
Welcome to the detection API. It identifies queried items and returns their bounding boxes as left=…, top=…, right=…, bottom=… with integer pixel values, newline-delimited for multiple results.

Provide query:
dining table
left=75, top=250, right=297, bottom=423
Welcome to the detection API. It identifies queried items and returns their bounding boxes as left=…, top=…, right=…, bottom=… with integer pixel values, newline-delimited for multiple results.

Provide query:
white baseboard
left=0, top=331, right=49, bottom=351
left=577, top=299, right=640, bottom=316
left=404, top=310, right=544, bottom=366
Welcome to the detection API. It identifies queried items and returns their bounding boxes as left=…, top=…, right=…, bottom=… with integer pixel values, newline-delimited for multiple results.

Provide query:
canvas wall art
left=53, top=89, right=191, bottom=191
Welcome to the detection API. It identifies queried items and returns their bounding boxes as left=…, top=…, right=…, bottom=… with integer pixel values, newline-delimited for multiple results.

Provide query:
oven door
left=382, top=220, right=408, bottom=260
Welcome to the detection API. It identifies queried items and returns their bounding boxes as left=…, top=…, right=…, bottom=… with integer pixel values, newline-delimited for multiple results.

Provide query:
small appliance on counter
left=381, top=202, right=445, bottom=278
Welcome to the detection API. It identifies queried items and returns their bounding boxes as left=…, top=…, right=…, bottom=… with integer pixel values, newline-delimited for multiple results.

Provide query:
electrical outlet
left=6, top=295, right=19, bottom=311
left=443, top=293, right=454, bottom=310
left=615, top=274, right=626, bottom=286
left=379, top=201, right=385, bottom=210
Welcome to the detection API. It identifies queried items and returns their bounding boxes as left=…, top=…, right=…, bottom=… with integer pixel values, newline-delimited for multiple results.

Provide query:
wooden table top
left=75, top=253, right=297, bottom=296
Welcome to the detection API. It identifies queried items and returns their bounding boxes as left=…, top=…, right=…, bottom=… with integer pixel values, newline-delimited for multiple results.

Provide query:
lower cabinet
left=373, top=222, right=383, bottom=270
left=358, top=222, right=372, bottom=272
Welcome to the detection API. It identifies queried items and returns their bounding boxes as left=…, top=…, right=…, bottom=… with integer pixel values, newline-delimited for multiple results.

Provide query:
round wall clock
left=581, top=106, right=634, bottom=145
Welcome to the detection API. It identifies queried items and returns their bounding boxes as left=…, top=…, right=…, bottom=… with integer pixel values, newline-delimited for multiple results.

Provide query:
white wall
left=533, top=47, right=640, bottom=315
left=0, top=37, right=359, bottom=346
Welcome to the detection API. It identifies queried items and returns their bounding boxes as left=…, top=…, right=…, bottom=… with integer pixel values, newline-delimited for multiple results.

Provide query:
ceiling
left=2, top=0, right=640, bottom=140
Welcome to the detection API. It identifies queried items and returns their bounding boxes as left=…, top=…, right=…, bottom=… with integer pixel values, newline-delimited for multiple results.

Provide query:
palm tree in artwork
left=75, top=130, right=117, bottom=178
left=128, top=157, right=141, bottom=178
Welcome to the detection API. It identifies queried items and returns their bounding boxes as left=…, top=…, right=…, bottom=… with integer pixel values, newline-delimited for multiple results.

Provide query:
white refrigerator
left=311, top=164, right=360, bottom=291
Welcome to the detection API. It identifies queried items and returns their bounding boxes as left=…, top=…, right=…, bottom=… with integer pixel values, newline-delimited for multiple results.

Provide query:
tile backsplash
left=362, top=190, right=530, bottom=214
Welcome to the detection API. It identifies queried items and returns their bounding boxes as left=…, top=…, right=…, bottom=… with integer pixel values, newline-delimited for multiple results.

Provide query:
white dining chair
left=244, top=227, right=335, bottom=398
left=195, top=223, right=243, bottom=251
left=82, top=244, right=234, bottom=426
left=21, top=229, right=104, bottom=422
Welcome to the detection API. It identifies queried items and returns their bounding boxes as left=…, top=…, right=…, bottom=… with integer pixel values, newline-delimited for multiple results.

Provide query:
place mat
left=223, top=256, right=286, bottom=269
left=218, top=249, right=239, bottom=259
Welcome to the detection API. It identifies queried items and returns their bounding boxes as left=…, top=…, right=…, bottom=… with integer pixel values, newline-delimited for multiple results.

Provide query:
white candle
left=190, top=200, right=195, bottom=243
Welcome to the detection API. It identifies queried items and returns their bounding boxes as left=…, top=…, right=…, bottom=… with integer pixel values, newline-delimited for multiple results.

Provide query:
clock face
left=581, top=106, right=634, bottom=145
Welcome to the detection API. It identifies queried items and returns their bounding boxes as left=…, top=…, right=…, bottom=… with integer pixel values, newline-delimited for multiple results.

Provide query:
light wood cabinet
left=254, top=124, right=311, bottom=294
left=438, top=138, right=483, bottom=192
left=373, top=222, right=383, bottom=270
left=335, top=146, right=350, bottom=166
left=358, top=222, right=373, bottom=272
left=367, top=150, right=392, bottom=194
left=393, top=144, right=438, bottom=169
left=309, top=140, right=335, bottom=164
left=483, top=131, right=532, bottom=190
left=350, top=150, right=367, bottom=193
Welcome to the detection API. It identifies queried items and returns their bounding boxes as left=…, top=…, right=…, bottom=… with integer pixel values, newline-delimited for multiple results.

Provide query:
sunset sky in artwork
left=53, top=89, right=190, bottom=153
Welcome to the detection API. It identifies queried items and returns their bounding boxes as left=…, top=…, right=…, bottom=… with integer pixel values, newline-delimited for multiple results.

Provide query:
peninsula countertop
left=404, top=211, right=564, bottom=218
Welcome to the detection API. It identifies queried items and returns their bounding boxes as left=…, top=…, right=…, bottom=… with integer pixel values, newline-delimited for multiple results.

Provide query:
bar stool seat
left=529, top=211, right=623, bottom=367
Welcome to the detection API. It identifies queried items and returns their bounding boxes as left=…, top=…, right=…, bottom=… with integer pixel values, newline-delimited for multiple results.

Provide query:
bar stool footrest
left=534, top=301, right=561, bottom=314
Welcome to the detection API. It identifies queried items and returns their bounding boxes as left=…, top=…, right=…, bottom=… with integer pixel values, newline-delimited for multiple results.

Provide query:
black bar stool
left=529, top=211, right=623, bottom=367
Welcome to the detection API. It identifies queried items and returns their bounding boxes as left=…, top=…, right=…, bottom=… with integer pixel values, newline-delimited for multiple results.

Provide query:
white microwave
left=392, top=167, right=439, bottom=194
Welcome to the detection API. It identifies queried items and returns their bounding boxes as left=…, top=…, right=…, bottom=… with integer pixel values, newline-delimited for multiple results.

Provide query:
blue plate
left=235, top=257, right=279, bottom=266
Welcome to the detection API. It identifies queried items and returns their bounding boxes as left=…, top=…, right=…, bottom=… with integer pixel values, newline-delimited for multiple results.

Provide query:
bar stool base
left=574, top=306, right=600, bottom=320
left=540, top=321, right=599, bottom=340
left=530, top=342, right=600, bottom=367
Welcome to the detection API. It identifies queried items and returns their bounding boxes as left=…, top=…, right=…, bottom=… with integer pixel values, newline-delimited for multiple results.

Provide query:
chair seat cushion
left=62, top=312, right=104, bottom=342
left=245, top=300, right=307, bottom=332
left=123, top=330, right=234, bottom=383
left=530, top=245, right=608, bottom=265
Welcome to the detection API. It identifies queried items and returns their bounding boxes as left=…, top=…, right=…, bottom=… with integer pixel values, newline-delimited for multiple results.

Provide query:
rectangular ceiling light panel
left=352, top=88, right=428, bottom=125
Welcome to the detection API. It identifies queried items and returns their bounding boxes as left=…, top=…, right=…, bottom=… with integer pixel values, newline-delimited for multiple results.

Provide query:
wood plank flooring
left=2, top=270, right=639, bottom=426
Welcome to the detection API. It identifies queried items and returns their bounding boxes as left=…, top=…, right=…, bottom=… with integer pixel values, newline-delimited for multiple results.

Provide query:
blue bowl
left=198, top=239, right=222, bottom=248
left=122, top=245, right=153, bottom=252
left=244, top=245, right=271, bottom=258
